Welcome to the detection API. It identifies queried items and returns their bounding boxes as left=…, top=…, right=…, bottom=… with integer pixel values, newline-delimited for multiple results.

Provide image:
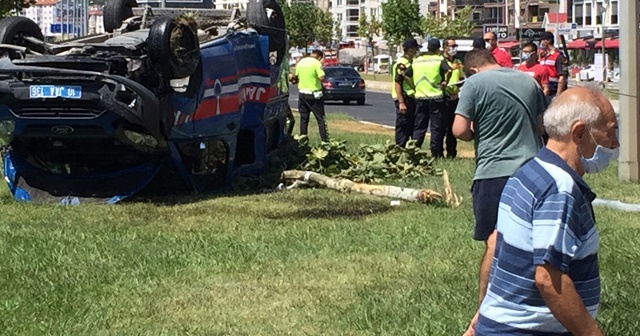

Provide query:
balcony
left=455, top=0, right=501, bottom=6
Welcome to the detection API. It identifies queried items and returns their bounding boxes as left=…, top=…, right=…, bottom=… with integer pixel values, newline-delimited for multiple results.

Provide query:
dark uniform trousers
left=298, top=93, right=329, bottom=142
left=394, top=95, right=417, bottom=147
left=415, top=98, right=445, bottom=154
left=442, top=97, right=458, bottom=158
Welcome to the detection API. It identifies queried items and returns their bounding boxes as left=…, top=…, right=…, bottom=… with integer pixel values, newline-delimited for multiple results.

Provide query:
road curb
left=359, top=120, right=395, bottom=129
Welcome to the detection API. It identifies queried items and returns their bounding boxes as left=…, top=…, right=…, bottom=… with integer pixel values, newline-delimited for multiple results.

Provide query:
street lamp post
left=599, top=0, right=609, bottom=82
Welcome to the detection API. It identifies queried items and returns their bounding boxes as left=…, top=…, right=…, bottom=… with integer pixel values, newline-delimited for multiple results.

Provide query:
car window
left=324, top=68, right=360, bottom=77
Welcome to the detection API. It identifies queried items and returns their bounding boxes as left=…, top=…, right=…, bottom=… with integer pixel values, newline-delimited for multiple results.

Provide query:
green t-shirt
left=455, top=67, right=548, bottom=180
left=295, top=57, right=325, bottom=92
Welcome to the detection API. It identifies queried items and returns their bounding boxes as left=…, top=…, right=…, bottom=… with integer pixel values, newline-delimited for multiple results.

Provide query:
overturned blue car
left=0, top=0, right=293, bottom=203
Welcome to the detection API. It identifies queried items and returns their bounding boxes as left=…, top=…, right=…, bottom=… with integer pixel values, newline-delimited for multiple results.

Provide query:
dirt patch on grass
left=330, top=120, right=394, bottom=135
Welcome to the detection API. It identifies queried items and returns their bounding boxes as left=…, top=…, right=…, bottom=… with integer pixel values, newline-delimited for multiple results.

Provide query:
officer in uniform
left=441, top=37, right=464, bottom=158
left=392, top=38, right=420, bottom=147
left=292, top=50, right=328, bottom=142
left=404, top=39, right=449, bottom=154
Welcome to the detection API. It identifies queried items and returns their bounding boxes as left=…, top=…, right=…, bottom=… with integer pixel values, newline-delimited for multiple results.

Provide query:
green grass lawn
left=1, top=113, right=639, bottom=335
left=359, top=73, right=393, bottom=83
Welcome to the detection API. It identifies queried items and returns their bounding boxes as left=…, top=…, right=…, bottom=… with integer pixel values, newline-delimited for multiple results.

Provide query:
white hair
left=543, top=84, right=604, bottom=138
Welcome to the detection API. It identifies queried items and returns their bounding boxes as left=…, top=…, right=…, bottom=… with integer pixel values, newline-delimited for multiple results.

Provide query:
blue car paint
left=0, top=30, right=291, bottom=203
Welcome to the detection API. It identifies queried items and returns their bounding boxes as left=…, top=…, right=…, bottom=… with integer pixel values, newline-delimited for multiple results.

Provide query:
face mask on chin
left=581, top=131, right=618, bottom=174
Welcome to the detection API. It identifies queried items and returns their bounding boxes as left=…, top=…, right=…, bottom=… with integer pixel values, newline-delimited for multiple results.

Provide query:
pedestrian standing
left=539, top=31, right=569, bottom=98
left=473, top=85, right=618, bottom=336
left=483, top=32, right=513, bottom=68
left=453, top=49, right=548, bottom=336
left=517, top=42, right=550, bottom=95
left=294, top=50, right=329, bottom=142
left=404, top=39, right=448, bottom=154
left=392, top=38, right=420, bottom=147
left=441, top=37, right=463, bottom=158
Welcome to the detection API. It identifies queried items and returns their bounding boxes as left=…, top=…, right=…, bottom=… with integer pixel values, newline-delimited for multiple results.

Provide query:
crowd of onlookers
left=288, top=28, right=619, bottom=336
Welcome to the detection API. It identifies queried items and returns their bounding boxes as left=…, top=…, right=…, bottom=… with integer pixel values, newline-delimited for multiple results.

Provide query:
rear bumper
left=323, top=89, right=365, bottom=101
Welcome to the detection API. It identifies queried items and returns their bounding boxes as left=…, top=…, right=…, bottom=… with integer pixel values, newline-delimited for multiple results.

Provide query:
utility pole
left=618, top=0, right=640, bottom=181
left=600, top=0, right=609, bottom=82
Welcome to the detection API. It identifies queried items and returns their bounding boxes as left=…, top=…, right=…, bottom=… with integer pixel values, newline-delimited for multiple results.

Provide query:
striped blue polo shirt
left=475, top=147, right=600, bottom=336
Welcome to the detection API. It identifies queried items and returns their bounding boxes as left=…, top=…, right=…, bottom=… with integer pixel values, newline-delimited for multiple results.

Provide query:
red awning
left=498, top=41, right=520, bottom=49
left=566, top=39, right=588, bottom=50
left=595, top=38, right=619, bottom=49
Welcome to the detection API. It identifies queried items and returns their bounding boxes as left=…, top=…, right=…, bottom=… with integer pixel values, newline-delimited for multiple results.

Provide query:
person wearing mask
left=473, top=85, right=618, bottom=336
left=517, top=42, right=550, bottom=95
left=482, top=31, right=513, bottom=68
left=452, top=49, right=548, bottom=336
left=441, top=37, right=463, bottom=158
left=392, top=38, right=420, bottom=147
left=293, top=50, right=328, bottom=142
left=539, top=31, right=569, bottom=97
left=404, top=38, right=449, bottom=154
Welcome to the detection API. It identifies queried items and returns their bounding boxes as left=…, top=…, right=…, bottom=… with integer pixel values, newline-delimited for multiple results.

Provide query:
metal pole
left=601, top=2, right=606, bottom=82
left=618, top=0, right=640, bottom=181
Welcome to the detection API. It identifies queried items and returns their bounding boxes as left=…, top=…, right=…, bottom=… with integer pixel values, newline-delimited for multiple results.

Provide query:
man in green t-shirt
left=292, top=50, right=328, bottom=141
left=452, top=49, right=548, bottom=336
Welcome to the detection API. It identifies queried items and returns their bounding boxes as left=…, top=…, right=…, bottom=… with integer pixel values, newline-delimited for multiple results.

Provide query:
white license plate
left=338, top=82, right=353, bottom=87
left=29, top=85, right=82, bottom=99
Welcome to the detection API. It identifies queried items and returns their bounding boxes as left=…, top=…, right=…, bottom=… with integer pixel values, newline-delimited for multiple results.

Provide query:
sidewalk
left=365, top=80, right=620, bottom=113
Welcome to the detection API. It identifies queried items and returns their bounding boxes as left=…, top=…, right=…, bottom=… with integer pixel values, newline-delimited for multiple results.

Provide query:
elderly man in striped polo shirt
left=473, top=86, right=618, bottom=336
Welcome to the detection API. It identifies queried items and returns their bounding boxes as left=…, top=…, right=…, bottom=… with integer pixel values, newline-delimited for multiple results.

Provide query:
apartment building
left=22, top=0, right=59, bottom=37
left=571, top=0, right=619, bottom=30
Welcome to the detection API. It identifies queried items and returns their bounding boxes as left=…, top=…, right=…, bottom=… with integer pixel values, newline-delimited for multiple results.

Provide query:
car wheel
left=148, top=17, right=200, bottom=80
left=343, top=100, right=350, bottom=104
left=246, top=0, right=287, bottom=66
left=356, top=98, right=365, bottom=105
left=0, top=17, right=45, bottom=55
left=103, top=0, right=138, bottom=33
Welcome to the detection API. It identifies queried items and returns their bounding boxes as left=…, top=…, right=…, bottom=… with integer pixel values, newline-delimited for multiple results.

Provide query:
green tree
left=314, top=9, right=333, bottom=47
left=333, top=20, right=343, bottom=42
left=421, top=6, right=475, bottom=39
left=281, top=2, right=334, bottom=50
left=357, top=14, right=382, bottom=55
left=381, top=0, right=422, bottom=48
left=1, top=0, right=35, bottom=17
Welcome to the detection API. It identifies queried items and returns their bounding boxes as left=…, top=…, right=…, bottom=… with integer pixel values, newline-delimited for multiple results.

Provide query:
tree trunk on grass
left=282, top=170, right=459, bottom=206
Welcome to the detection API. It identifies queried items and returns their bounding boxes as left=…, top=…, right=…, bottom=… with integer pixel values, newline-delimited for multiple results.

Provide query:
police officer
left=392, top=38, right=419, bottom=147
left=293, top=50, right=328, bottom=142
left=404, top=39, right=449, bottom=155
left=442, top=37, right=463, bottom=158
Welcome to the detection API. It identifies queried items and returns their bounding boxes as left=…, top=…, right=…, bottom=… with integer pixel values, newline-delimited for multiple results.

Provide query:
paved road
left=289, top=86, right=396, bottom=127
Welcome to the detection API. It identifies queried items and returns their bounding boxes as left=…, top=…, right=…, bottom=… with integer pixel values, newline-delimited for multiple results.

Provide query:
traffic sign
left=483, top=25, right=509, bottom=40
left=516, top=28, right=546, bottom=40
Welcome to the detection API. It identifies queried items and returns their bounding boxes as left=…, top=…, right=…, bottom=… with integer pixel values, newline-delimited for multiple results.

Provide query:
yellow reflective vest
left=391, top=56, right=415, bottom=99
left=412, top=54, right=444, bottom=99
left=444, top=58, right=463, bottom=97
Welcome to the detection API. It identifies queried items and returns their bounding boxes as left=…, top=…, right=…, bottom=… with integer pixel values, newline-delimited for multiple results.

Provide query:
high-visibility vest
left=391, top=56, right=415, bottom=99
left=444, top=58, right=463, bottom=96
left=412, top=54, right=444, bottom=99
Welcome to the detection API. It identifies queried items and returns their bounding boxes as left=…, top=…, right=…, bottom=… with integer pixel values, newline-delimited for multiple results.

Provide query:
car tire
left=0, top=17, right=45, bottom=55
left=356, top=98, right=365, bottom=105
left=246, top=0, right=287, bottom=66
left=147, top=17, right=200, bottom=80
left=103, top=0, right=138, bottom=33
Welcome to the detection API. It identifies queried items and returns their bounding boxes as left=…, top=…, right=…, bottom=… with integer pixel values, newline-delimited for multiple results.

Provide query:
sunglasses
left=447, top=44, right=459, bottom=48
left=483, top=39, right=493, bottom=42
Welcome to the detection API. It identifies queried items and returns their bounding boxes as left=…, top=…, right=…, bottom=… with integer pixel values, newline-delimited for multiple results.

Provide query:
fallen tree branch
left=282, top=170, right=444, bottom=204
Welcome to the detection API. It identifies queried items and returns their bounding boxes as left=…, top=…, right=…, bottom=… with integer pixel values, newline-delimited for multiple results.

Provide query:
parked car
left=321, top=66, right=366, bottom=105
left=579, top=64, right=596, bottom=81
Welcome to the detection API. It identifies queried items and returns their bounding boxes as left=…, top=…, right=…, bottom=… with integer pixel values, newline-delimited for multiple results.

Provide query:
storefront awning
left=595, top=38, right=619, bottom=49
left=498, top=41, right=520, bottom=49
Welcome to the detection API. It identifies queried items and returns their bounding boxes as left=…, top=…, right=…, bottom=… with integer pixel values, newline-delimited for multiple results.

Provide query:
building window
left=370, top=8, right=376, bottom=17
left=337, top=0, right=342, bottom=6
left=585, top=3, right=592, bottom=25
left=473, top=11, right=481, bottom=21
left=611, top=0, right=618, bottom=25
left=337, top=13, right=343, bottom=21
